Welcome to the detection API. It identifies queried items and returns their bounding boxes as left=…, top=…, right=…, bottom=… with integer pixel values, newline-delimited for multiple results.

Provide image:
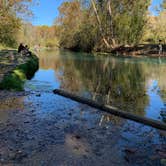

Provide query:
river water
left=0, top=49, right=166, bottom=165
left=25, top=49, right=166, bottom=122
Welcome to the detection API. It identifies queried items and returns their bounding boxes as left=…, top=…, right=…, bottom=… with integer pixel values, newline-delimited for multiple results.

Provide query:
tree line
left=56, top=0, right=166, bottom=52
left=17, top=23, right=59, bottom=49
left=0, top=0, right=166, bottom=51
left=0, top=0, right=60, bottom=49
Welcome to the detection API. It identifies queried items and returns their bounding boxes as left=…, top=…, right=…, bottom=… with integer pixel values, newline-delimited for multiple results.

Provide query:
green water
left=25, top=49, right=166, bottom=122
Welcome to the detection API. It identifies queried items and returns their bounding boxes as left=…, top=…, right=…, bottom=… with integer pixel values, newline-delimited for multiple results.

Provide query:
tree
left=94, top=0, right=150, bottom=46
left=91, top=0, right=111, bottom=48
left=0, top=0, right=33, bottom=47
left=57, top=1, right=83, bottom=50
left=143, top=0, right=166, bottom=43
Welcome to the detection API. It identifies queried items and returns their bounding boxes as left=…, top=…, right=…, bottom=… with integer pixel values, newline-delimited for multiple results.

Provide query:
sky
left=31, top=0, right=64, bottom=26
left=149, top=0, right=163, bottom=15
left=31, top=0, right=163, bottom=26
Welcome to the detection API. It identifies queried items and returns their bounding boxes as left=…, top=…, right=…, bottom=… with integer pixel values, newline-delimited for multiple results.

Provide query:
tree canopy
left=0, top=0, right=33, bottom=47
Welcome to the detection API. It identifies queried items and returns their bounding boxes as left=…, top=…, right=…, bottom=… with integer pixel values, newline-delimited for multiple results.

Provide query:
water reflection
left=99, top=114, right=122, bottom=126
left=27, top=50, right=166, bottom=122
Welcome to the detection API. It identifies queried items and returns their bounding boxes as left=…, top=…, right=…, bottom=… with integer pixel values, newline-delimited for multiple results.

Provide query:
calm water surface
left=25, top=50, right=166, bottom=122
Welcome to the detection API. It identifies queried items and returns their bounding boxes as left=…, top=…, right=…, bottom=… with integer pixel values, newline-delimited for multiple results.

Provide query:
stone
left=75, top=135, right=81, bottom=139
left=10, top=150, right=28, bottom=161
left=124, top=148, right=137, bottom=154
left=161, top=159, right=166, bottom=166
left=158, top=151, right=166, bottom=158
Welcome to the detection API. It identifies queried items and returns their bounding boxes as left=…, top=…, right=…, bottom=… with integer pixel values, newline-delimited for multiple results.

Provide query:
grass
left=0, top=54, right=39, bottom=91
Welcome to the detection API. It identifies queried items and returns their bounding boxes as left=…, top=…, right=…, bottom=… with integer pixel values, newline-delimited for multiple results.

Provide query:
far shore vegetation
left=0, top=0, right=166, bottom=54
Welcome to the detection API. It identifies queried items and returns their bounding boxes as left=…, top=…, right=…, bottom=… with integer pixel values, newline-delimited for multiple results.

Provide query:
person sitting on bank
left=24, top=45, right=32, bottom=56
left=159, top=40, right=163, bottom=56
left=18, top=44, right=31, bottom=56
left=18, top=43, right=25, bottom=53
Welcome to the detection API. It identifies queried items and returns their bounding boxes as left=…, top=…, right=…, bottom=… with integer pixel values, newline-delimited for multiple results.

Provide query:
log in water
left=53, top=89, right=166, bottom=131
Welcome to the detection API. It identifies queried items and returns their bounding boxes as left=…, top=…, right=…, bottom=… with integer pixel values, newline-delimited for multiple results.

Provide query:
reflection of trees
left=143, top=60, right=166, bottom=104
left=144, top=63, right=166, bottom=92
left=58, top=51, right=84, bottom=92
left=143, top=62, right=166, bottom=122
left=58, top=53, right=149, bottom=116
left=37, top=51, right=166, bottom=121
left=38, top=50, right=84, bottom=92
left=38, top=49, right=62, bottom=70
left=99, top=114, right=123, bottom=126
left=76, top=57, right=148, bottom=116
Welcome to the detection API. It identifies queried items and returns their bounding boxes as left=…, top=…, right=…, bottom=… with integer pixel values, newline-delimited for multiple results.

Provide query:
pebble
left=161, top=159, right=166, bottom=166
left=124, top=148, right=137, bottom=153
left=75, top=135, right=81, bottom=139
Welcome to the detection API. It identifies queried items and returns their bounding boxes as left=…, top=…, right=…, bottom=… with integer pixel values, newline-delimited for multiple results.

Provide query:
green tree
left=0, top=0, right=33, bottom=47
left=143, top=0, right=166, bottom=43
left=95, top=0, right=150, bottom=46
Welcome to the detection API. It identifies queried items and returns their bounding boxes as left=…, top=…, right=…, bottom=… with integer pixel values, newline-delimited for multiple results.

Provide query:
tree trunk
left=90, top=0, right=112, bottom=49
left=107, top=0, right=116, bottom=47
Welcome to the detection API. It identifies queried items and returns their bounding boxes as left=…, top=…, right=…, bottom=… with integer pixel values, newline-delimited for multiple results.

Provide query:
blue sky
left=31, top=0, right=64, bottom=26
left=149, top=0, right=163, bottom=15
left=31, top=0, right=163, bottom=26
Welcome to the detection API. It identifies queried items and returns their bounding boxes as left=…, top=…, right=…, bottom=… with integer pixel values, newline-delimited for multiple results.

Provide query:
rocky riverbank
left=0, top=50, right=38, bottom=90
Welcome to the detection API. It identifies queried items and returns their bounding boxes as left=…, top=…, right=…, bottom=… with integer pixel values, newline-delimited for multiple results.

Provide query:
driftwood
left=53, top=89, right=166, bottom=131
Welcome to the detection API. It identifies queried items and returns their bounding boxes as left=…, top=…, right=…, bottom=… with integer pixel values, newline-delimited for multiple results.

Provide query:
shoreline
left=0, top=50, right=39, bottom=91
left=110, top=44, right=166, bottom=58
left=62, top=44, right=166, bottom=58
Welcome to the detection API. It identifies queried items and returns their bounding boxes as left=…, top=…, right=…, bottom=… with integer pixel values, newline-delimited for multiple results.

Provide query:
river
left=24, top=49, right=166, bottom=123
left=0, top=49, right=166, bottom=165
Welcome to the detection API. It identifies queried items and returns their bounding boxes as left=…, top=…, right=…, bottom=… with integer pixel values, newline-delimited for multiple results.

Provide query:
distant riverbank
left=111, top=44, right=166, bottom=57
left=62, top=44, right=166, bottom=58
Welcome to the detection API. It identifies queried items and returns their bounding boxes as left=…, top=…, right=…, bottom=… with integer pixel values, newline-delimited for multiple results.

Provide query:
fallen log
left=53, top=89, right=166, bottom=131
